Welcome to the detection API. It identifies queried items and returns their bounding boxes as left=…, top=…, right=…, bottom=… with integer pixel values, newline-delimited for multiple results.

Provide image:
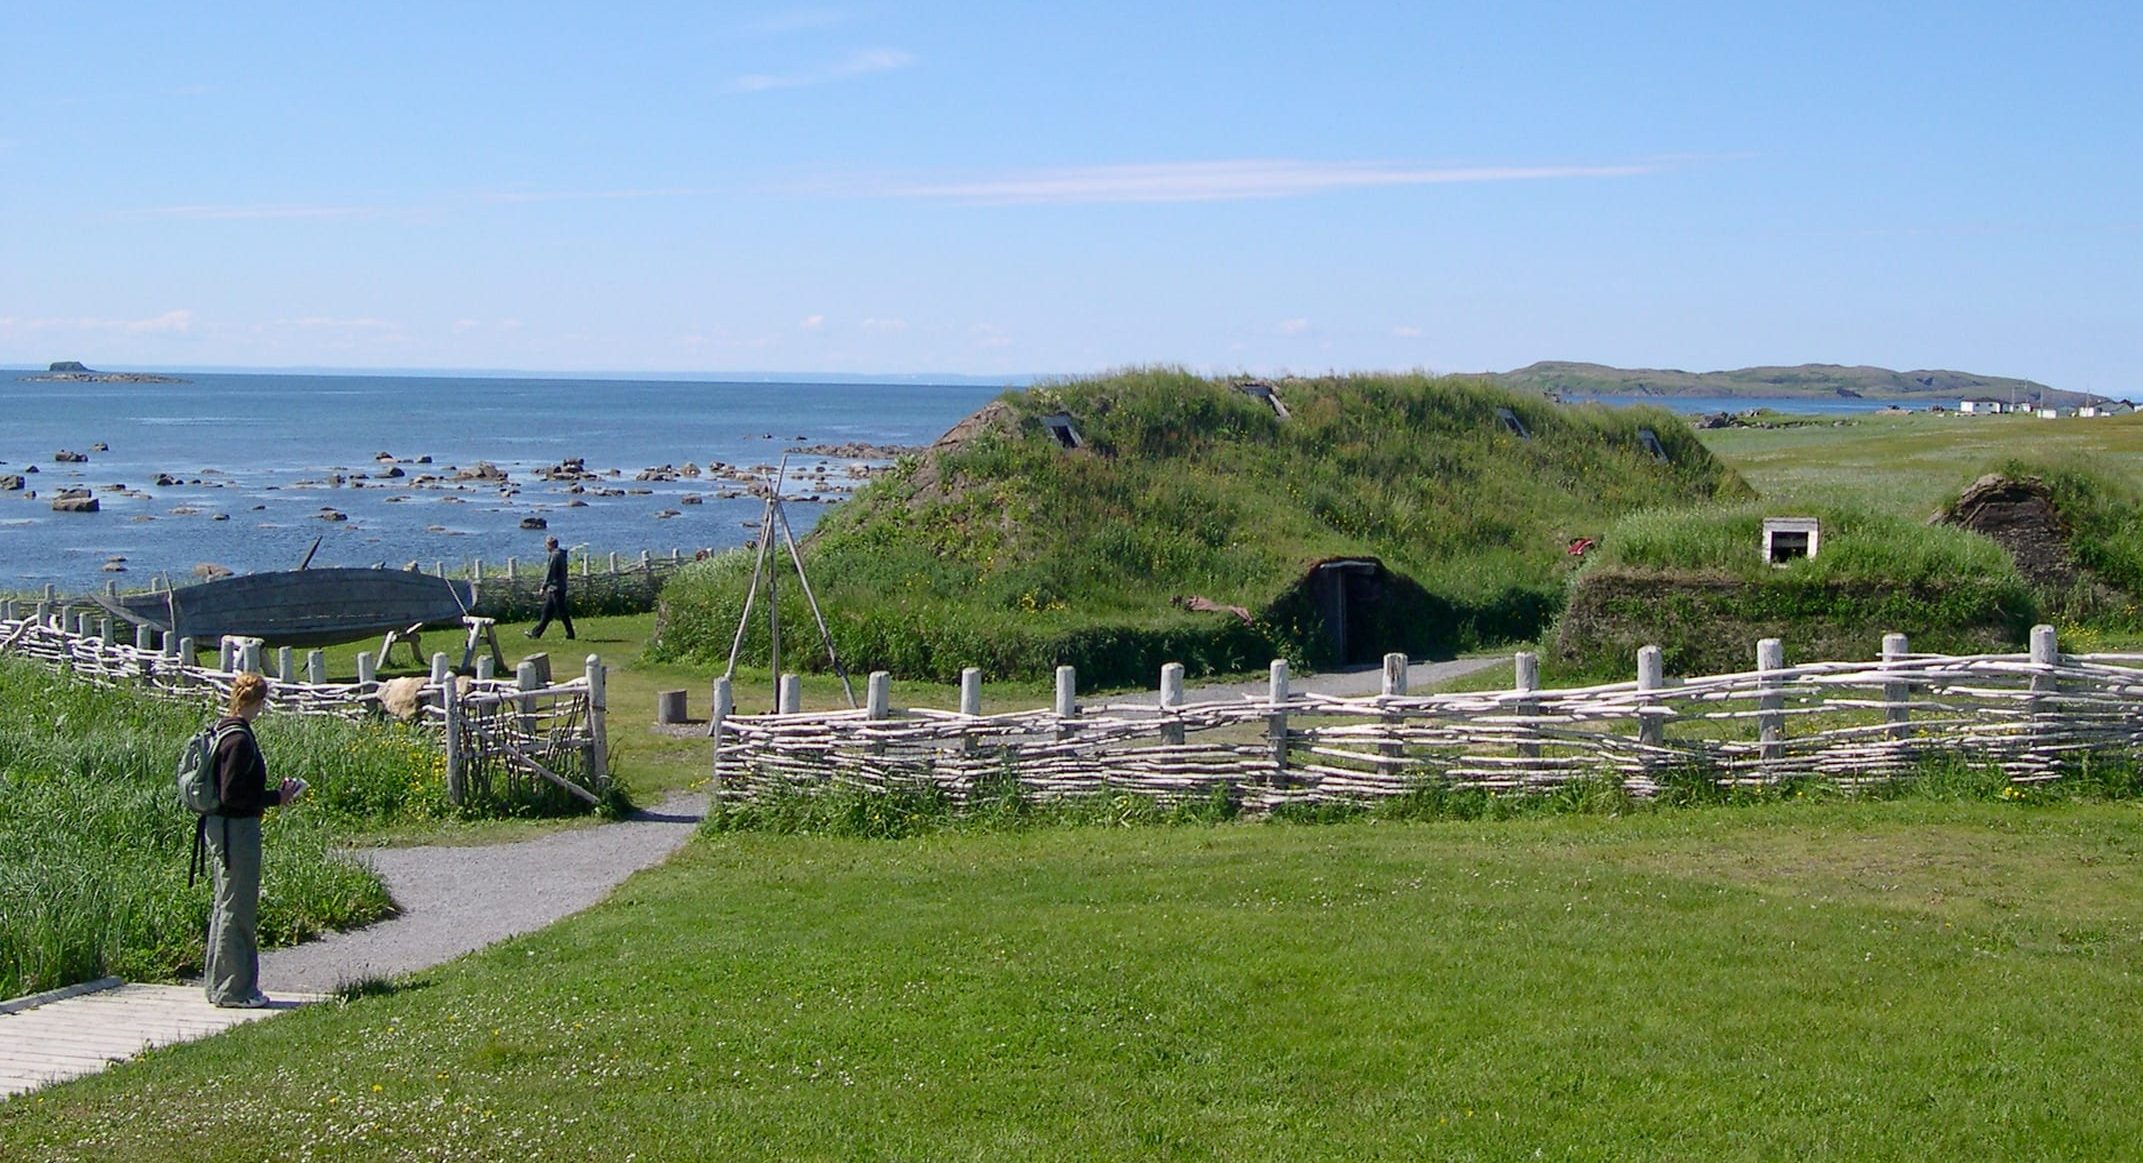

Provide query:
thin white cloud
left=877, top=158, right=1661, bottom=205
left=729, top=48, right=914, bottom=93
left=861, top=317, right=908, bottom=334
left=138, top=204, right=386, bottom=222
left=478, top=187, right=709, bottom=204
left=799, top=314, right=826, bottom=331
left=1392, top=325, right=1424, bottom=339
left=1275, top=318, right=1312, bottom=336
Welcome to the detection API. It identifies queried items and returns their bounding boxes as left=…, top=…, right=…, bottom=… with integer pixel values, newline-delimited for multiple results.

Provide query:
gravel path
left=257, top=794, right=706, bottom=994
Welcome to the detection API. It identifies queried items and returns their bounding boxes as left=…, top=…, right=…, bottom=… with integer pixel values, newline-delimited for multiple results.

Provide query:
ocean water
left=0, top=373, right=1004, bottom=592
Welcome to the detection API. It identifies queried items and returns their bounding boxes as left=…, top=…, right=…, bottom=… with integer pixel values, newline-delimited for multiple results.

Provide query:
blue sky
left=1, top=2, right=2137, bottom=388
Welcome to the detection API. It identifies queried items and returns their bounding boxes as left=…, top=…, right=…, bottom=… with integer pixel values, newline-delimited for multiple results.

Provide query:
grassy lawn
left=5, top=801, right=2140, bottom=1159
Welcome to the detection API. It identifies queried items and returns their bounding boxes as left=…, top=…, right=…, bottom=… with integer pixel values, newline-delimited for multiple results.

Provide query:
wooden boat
left=95, top=567, right=476, bottom=648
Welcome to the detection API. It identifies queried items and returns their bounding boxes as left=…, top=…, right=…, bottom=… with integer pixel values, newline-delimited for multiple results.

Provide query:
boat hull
left=97, top=568, right=476, bottom=647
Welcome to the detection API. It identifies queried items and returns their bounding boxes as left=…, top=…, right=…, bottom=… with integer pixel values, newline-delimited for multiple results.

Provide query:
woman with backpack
left=202, top=672, right=305, bottom=1008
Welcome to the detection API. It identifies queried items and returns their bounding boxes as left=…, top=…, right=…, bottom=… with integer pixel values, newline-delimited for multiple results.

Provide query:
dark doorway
left=1313, top=559, right=1383, bottom=664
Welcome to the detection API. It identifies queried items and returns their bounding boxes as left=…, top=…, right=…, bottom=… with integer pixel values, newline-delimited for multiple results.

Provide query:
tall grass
left=0, top=659, right=463, bottom=998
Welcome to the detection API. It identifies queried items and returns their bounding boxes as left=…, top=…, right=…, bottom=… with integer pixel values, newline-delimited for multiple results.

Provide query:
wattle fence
left=0, top=600, right=610, bottom=810
left=709, top=626, right=2143, bottom=811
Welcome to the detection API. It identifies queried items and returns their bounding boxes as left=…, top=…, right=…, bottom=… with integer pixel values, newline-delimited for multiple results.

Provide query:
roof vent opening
left=1040, top=413, right=1084, bottom=450
left=1234, top=381, right=1290, bottom=420
left=1762, top=517, right=1821, bottom=566
left=1635, top=428, right=1668, bottom=462
left=1496, top=407, right=1531, bottom=439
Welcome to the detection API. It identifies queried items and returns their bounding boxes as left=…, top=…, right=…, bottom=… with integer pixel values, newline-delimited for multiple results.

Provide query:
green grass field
left=1695, top=410, right=2143, bottom=516
left=4, top=801, right=2141, bottom=1159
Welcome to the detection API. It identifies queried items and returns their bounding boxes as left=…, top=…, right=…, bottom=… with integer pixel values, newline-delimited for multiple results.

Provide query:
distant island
left=1486, top=361, right=2074, bottom=403
left=21, top=360, right=190, bottom=384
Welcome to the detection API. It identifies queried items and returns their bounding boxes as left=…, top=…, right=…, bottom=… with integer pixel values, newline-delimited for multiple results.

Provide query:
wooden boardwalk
left=0, top=978, right=329, bottom=1100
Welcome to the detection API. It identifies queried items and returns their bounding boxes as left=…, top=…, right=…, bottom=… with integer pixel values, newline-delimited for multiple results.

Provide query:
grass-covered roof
left=656, top=368, right=1750, bottom=684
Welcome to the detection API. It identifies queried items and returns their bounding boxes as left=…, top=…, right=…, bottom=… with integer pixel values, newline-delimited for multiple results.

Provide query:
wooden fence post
left=1756, top=638, right=1785, bottom=766
left=177, top=637, right=195, bottom=665
left=1054, top=665, right=1079, bottom=742
left=443, top=674, right=464, bottom=804
left=515, top=658, right=541, bottom=738
left=134, top=623, right=154, bottom=651
left=2028, top=624, right=2059, bottom=771
left=307, top=650, right=327, bottom=686
left=1160, top=662, right=1186, bottom=746
left=608, top=551, right=619, bottom=574
left=1267, top=660, right=1290, bottom=779
left=506, top=556, right=517, bottom=581
left=429, top=651, right=451, bottom=703
left=1514, top=651, right=1540, bottom=763
left=959, top=667, right=983, bottom=756
left=587, top=654, right=609, bottom=783
left=866, top=670, right=891, bottom=757
left=1636, top=645, right=1665, bottom=752
left=709, top=674, right=732, bottom=786
left=1881, top=632, right=1912, bottom=744
left=277, top=646, right=295, bottom=683
left=777, top=673, right=801, bottom=715
left=1379, top=652, right=1407, bottom=779
left=356, top=650, right=377, bottom=691
left=239, top=639, right=263, bottom=675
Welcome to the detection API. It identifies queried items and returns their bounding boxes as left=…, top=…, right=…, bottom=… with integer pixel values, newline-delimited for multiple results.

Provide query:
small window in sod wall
left=1234, top=381, right=1290, bottom=419
left=1762, top=517, right=1821, bottom=565
left=1040, top=413, right=1083, bottom=450
left=1635, top=428, right=1668, bottom=461
left=1496, top=407, right=1531, bottom=439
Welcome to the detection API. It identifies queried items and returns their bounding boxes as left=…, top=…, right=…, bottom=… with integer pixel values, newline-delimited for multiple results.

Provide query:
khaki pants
left=203, top=815, right=263, bottom=1005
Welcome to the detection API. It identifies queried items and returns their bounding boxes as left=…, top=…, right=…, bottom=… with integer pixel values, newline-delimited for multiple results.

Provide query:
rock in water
left=52, top=495, right=100, bottom=513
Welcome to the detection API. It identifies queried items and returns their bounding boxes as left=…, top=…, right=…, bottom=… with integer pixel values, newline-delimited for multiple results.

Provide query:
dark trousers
left=531, top=589, right=575, bottom=639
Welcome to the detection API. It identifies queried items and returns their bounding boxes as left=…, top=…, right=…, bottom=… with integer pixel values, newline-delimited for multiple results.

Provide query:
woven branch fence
left=0, top=600, right=609, bottom=809
left=709, top=626, right=2143, bottom=812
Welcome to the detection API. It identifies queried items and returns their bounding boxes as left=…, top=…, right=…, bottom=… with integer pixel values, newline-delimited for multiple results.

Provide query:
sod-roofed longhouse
left=652, top=369, right=1750, bottom=687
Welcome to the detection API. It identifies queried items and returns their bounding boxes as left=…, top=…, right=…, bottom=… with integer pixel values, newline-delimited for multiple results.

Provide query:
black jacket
left=211, top=717, right=276, bottom=818
left=543, top=547, right=570, bottom=594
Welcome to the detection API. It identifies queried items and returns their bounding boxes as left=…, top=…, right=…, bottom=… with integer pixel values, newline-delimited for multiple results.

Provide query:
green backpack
left=179, top=722, right=242, bottom=886
left=177, top=722, right=241, bottom=816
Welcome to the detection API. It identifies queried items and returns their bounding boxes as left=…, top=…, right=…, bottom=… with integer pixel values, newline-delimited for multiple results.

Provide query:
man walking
left=528, top=535, right=576, bottom=639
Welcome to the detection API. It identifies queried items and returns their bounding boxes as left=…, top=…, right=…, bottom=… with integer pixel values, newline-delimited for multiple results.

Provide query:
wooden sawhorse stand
left=377, top=622, right=428, bottom=671
left=459, top=615, right=506, bottom=675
